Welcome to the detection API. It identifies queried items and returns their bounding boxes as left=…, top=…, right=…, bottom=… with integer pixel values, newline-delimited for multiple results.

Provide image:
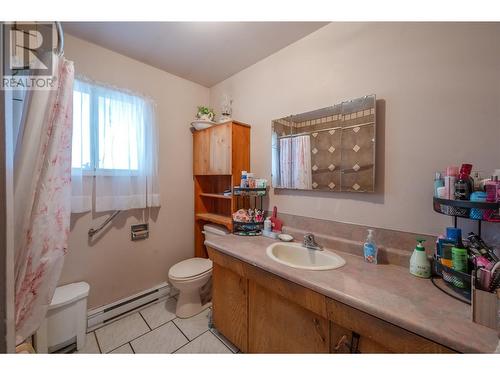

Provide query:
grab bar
left=88, top=210, right=121, bottom=238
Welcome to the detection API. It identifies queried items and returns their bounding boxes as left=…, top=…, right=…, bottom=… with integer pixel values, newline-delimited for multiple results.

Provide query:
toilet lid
left=169, top=258, right=213, bottom=279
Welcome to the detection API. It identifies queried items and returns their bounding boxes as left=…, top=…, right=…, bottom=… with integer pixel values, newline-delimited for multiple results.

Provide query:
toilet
left=168, top=257, right=213, bottom=318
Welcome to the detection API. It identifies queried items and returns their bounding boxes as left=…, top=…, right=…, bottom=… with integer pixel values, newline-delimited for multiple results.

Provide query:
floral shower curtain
left=279, top=135, right=312, bottom=189
left=291, top=135, right=312, bottom=190
left=13, top=55, right=74, bottom=343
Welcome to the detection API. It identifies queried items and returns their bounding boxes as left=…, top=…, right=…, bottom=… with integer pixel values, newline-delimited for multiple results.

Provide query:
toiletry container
left=240, top=170, right=248, bottom=188
left=34, top=282, right=90, bottom=353
left=363, top=229, right=378, bottom=264
left=470, top=191, right=487, bottom=220
left=434, top=172, right=444, bottom=197
left=451, top=246, right=468, bottom=288
left=410, top=239, right=431, bottom=278
left=247, top=172, right=256, bottom=188
left=263, top=217, right=272, bottom=232
left=485, top=176, right=499, bottom=203
left=262, top=216, right=275, bottom=238
left=444, top=166, right=459, bottom=199
left=454, top=163, right=473, bottom=201
left=446, top=227, right=462, bottom=244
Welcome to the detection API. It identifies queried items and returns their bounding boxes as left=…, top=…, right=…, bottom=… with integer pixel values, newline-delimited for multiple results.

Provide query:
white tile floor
left=75, top=298, right=237, bottom=354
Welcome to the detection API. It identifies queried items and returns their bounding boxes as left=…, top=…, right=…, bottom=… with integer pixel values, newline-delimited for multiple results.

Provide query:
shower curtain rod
left=54, top=21, right=64, bottom=56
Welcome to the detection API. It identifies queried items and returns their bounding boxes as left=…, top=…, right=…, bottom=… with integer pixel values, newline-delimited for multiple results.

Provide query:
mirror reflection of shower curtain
left=279, top=135, right=312, bottom=189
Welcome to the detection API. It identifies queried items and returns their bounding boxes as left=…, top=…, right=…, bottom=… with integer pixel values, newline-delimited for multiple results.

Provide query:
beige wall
left=59, top=35, right=209, bottom=309
left=210, top=22, right=500, bottom=241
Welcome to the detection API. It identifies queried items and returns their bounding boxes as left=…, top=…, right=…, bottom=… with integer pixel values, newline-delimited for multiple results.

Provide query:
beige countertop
left=204, top=233, right=500, bottom=353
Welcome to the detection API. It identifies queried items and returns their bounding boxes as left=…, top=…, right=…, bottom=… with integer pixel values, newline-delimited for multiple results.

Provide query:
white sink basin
left=266, top=242, right=346, bottom=270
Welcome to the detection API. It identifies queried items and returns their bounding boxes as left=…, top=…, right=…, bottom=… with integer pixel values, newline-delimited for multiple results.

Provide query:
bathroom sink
left=266, top=242, right=346, bottom=270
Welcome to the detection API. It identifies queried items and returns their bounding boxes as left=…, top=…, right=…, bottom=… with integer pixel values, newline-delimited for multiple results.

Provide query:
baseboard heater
left=87, top=282, right=171, bottom=331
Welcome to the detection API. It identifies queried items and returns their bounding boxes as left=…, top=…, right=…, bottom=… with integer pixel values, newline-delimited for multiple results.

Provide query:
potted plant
left=196, top=106, right=215, bottom=121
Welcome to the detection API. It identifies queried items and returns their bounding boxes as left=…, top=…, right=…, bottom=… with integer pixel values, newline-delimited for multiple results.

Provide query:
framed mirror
left=272, top=94, right=376, bottom=192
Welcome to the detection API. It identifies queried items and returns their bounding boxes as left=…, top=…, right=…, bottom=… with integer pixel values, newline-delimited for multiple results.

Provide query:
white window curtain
left=71, top=78, right=160, bottom=213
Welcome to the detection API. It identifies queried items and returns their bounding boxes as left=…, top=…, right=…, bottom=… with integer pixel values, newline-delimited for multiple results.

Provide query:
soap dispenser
left=410, top=238, right=431, bottom=278
left=363, top=229, right=378, bottom=264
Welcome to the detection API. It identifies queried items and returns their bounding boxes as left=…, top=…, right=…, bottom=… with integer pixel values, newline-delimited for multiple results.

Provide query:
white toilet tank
left=35, top=282, right=90, bottom=353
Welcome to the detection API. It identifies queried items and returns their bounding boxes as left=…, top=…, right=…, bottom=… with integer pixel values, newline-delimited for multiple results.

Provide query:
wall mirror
left=272, top=94, right=376, bottom=192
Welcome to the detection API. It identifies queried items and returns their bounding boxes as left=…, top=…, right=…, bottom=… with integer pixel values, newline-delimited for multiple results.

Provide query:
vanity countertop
left=204, top=234, right=500, bottom=353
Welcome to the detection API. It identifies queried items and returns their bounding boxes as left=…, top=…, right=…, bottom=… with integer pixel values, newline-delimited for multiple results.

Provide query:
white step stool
left=34, top=282, right=90, bottom=353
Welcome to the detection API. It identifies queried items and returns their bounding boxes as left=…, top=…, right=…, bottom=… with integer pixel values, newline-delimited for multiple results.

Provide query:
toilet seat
left=168, top=258, right=212, bottom=281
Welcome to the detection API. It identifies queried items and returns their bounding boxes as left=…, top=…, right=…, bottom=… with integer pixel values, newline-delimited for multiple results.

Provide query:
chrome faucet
left=303, top=233, right=323, bottom=251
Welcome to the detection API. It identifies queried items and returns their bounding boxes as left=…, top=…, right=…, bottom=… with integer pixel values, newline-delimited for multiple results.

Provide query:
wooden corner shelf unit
left=193, top=120, right=251, bottom=258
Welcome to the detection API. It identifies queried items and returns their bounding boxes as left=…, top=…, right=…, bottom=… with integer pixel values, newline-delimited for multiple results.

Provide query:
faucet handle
left=303, top=233, right=315, bottom=244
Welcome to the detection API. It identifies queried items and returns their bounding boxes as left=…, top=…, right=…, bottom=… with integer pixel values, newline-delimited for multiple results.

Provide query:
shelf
left=433, top=197, right=499, bottom=220
left=199, top=193, right=232, bottom=200
left=195, top=212, right=232, bottom=227
left=233, top=187, right=268, bottom=197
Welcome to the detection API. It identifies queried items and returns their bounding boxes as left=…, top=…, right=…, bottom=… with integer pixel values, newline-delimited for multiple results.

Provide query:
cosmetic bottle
left=451, top=246, right=468, bottom=288
left=444, top=166, right=459, bottom=199
left=410, top=239, right=431, bottom=278
left=240, top=171, right=248, bottom=188
left=472, top=171, right=482, bottom=191
left=434, top=172, right=444, bottom=197
left=263, top=217, right=272, bottom=232
left=454, top=163, right=473, bottom=200
left=485, top=176, right=499, bottom=202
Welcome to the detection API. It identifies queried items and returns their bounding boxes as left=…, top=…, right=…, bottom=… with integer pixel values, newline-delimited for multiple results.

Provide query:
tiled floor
left=75, top=298, right=237, bottom=354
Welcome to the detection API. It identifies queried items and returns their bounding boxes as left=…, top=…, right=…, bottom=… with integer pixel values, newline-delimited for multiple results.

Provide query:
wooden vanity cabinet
left=207, top=247, right=456, bottom=354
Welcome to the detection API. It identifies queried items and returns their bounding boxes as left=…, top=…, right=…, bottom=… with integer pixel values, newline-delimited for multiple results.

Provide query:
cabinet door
left=330, top=322, right=392, bottom=353
left=212, top=263, right=248, bottom=352
left=193, top=129, right=210, bottom=175
left=248, top=280, right=329, bottom=353
left=208, top=124, right=231, bottom=174
left=326, top=298, right=455, bottom=353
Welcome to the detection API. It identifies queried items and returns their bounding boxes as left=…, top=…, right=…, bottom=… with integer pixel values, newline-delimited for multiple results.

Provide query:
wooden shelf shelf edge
left=199, top=193, right=233, bottom=200
left=195, top=212, right=232, bottom=227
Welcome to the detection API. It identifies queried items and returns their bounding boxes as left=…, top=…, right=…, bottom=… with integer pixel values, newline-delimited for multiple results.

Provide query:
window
left=72, top=79, right=147, bottom=174
left=71, top=78, right=160, bottom=213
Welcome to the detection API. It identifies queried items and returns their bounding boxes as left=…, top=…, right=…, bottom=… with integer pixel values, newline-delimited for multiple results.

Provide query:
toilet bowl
left=168, top=257, right=213, bottom=318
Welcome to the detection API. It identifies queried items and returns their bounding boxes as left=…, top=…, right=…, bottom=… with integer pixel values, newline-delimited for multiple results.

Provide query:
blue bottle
left=363, top=229, right=378, bottom=264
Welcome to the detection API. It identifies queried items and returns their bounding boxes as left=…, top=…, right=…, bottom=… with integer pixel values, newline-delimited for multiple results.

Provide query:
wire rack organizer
left=432, top=197, right=500, bottom=302
left=232, top=187, right=267, bottom=236
left=432, top=197, right=499, bottom=236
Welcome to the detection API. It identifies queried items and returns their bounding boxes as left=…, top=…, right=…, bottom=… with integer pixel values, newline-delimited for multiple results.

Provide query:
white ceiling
left=63, top=22, right=328, bottom=87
